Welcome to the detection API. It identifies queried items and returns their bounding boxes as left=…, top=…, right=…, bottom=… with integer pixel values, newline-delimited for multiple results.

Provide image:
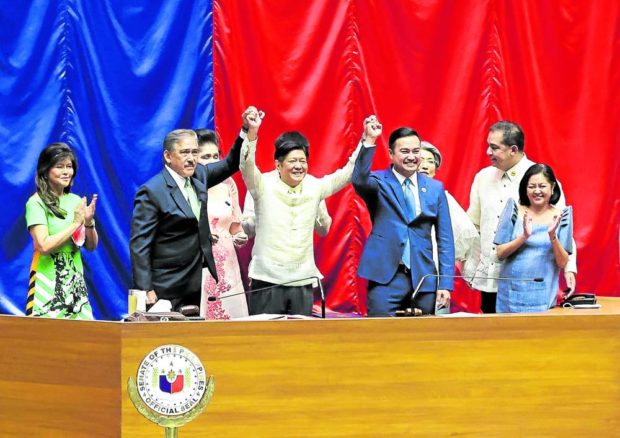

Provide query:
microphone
left=396, top=273, right=544, bottom=317
left=207, top=276, right=326, bottom=319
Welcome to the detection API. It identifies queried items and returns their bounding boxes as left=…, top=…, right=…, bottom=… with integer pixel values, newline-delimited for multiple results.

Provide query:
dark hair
left=519, top=164, right=561, bottom=206
left=194, top=129, right=219, bottom=148
left=274, top=131, right=309, bottom=161
left=489, top=120, right=524, bottom=152
left=388, top=127, right=420, bottom=151
left=35, top=142, right=77, bottom=219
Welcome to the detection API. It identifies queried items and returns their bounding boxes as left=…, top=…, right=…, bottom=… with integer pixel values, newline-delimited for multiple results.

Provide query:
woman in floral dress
left=195, top=129, right=249, bottom=319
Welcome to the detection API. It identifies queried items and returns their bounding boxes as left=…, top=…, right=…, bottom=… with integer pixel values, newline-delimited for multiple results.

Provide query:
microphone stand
left=397, top=273, right=544, bottom=317
left=208, top=276, right=326, bottom=319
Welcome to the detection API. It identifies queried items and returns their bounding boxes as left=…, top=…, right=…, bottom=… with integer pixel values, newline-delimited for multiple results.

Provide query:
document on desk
left=148, top=299, right=172, bottom=313
left=233, top=314, right=288, bottom=321
left=436, top=312, right=483, bottom=317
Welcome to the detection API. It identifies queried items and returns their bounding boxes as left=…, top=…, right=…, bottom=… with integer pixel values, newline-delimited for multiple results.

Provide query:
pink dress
left=200, top=178, right=249, bottom=319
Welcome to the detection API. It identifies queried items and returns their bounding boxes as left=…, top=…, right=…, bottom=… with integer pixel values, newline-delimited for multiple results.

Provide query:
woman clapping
left=494, top=164, right=573, bottom=312
left=25, top=143, right=98, bottom=319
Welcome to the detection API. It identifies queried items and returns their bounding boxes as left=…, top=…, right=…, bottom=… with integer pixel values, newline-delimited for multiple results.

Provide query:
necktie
left=403, top=178, right=416, bottom=221
left=401, top=178, right=416, bottom=269
left=184, top=178, right=201, bottom=219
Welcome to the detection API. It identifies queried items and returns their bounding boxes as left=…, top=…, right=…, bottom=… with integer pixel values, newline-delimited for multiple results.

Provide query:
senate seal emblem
left=127, top=344, right=215, bottom=437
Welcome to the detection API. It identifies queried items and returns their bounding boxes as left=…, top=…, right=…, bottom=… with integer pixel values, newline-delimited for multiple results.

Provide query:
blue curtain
left=0, top=0, right=214, bottom=319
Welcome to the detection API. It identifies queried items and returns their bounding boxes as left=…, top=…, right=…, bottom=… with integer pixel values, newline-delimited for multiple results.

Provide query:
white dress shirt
left=390, top=169, right=422, bottom=217
left=165, top=165, right=189, bottom=192
left=240, top=138, right=361, bottom=286
left=467, top=155, right=577, bottom=292
left=165, top=165, right=200, bottom=213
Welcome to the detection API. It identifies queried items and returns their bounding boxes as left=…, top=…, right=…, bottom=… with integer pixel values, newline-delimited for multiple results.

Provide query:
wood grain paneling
left=2, top=299, right=619, bottom=437
left=0, top=316, right=121, bottom=437
left=120, top=300, right=620, bottom=437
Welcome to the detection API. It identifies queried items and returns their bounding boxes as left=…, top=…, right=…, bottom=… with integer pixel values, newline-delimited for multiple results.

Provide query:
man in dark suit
left=130, top=109, right=250, bottom=311
left=352, top=117, right=455, bottom=316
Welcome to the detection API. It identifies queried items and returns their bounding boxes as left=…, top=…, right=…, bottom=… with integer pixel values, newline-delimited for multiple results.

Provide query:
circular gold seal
left=128, top=344, right=215, bottom=433
left=136, top=344, right=206, bottom=416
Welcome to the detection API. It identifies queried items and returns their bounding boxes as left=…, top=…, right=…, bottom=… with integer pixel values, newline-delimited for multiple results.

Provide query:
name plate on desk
left=127, top=344, right=215, bottom=437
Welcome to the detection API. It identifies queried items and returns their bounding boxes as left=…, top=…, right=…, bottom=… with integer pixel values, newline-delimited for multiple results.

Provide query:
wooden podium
left=1, top=299, right=620, bottom=437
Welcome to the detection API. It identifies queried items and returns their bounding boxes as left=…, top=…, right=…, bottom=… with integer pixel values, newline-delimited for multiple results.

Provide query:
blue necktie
left=403, top=178, right=416, bottom=221
left=401, top=178, right=416, bottom=269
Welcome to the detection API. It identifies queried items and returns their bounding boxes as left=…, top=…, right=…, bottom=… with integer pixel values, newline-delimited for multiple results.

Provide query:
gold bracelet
left=85, top=222, right=95, bottom=228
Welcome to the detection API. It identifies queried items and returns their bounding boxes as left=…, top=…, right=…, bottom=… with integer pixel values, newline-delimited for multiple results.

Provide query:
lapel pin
left=421, top=187, right=427, bottom=193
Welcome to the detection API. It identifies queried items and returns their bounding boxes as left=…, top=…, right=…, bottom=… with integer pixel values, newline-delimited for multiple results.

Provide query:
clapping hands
left=73, top=195, right=97, bottom=226
left=85, top=194, right=98, bottom=226
left=522, top=209, right=533, bottom=238
left=547, top=214, right=560, bottom=240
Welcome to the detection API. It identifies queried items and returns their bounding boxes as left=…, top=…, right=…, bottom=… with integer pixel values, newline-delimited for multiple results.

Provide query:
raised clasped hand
left=363, top=115, right=382, bottom=143
left=242, top=106, right=265, bottom=133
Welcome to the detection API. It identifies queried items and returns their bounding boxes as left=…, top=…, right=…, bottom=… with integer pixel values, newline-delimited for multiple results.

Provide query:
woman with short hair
left=419, top=141, right=479, bottom=275
left=494, top=164, right=573, bottom=312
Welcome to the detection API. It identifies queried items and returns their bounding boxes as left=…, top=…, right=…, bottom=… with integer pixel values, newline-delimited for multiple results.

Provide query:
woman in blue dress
left=494, top=164, right=573, bottom=313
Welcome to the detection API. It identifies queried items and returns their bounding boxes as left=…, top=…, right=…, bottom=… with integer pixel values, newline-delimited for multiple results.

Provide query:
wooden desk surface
left=120, top=300, right=620, bottom=437
left=1, top=299, right=619, bottom=437
left=547, top=296, right=620, bottom=315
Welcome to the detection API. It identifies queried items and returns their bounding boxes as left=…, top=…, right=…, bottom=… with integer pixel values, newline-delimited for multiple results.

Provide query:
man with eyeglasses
left=130, top=108, right=252, bottom=311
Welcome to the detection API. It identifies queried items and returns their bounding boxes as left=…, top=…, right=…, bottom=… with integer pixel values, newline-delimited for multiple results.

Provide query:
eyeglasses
left=420, top=158, right=437, bottom=166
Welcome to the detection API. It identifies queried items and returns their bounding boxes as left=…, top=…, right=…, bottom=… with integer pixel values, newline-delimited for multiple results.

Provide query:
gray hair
left=163, top=129, right=197, bottom=153
left=420, top=141, right=442, bottom=169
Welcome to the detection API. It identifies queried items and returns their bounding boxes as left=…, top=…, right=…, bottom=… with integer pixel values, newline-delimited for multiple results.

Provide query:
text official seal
left=128, top=344, right=215, bottom=436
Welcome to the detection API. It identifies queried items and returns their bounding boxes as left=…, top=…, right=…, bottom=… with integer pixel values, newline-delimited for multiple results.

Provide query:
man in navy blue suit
left=130, top=108, right=253, bottom=311
left=352, top=116, right=455, bottom=316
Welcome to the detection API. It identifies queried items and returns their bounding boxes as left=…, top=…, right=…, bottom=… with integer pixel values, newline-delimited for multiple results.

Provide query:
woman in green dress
left=25, top=143, right=98, bottom=319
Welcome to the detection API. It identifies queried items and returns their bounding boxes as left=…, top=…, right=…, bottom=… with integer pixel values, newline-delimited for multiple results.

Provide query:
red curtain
left=214, top=0, right=620, bottom=314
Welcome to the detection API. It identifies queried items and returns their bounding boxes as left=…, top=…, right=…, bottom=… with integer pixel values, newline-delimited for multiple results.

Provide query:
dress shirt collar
left=503, top=154, right=530, bottom=181
left=391, top=167, right=417, bottom=187
left=277, top=176, right=303, bottom=195
left=165, top=165, right=189, bottom=191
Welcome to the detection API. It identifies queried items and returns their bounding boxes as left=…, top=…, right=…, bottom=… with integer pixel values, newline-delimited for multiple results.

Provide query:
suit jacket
left=352, top=146, right=455, bottom=293
left=130, top=136, right=242, bottom=299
